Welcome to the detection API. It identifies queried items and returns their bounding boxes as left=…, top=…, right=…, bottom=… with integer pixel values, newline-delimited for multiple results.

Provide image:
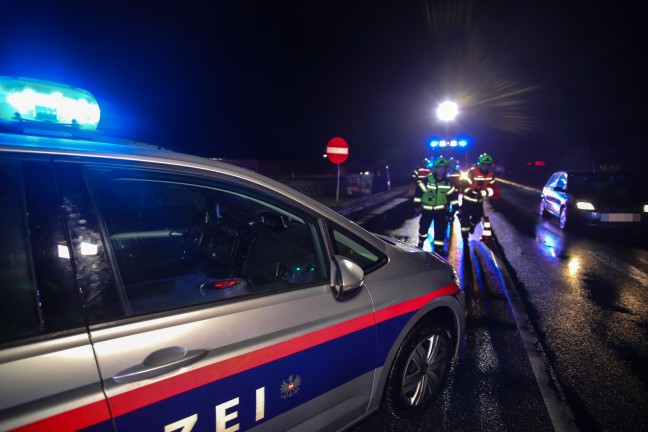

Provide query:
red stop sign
left=326, top=137, right=349, bottom=164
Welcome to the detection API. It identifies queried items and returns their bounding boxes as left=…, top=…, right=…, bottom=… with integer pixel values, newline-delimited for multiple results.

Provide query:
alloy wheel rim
left=401, top=334, right=447, bottom=406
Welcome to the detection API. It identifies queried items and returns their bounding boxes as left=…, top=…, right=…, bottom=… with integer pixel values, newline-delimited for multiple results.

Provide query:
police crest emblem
left=280, top=374, right=301, bottom=399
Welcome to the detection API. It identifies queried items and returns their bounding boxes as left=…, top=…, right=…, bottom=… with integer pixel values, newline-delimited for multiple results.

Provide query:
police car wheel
left=381, top=318, right=452, bottom=419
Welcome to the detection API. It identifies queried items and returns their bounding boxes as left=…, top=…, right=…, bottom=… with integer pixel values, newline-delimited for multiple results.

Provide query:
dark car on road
left=539, top=170, right=648, bottom=230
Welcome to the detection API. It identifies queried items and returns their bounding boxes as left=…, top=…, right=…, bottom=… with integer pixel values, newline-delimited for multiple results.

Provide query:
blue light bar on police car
left=0, top=76, right=100, bottom=129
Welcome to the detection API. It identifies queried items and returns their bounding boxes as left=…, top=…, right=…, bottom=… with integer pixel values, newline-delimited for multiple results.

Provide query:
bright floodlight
left=436, top=101, right=458, bottom=122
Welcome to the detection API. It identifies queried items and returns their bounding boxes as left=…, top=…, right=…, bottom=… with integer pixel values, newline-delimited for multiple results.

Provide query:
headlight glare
left=576, top=201, right=595, bottom=211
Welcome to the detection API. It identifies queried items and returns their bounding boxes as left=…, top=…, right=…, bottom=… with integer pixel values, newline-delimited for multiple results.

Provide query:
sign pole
left=336, top=163, right=340, bottom=205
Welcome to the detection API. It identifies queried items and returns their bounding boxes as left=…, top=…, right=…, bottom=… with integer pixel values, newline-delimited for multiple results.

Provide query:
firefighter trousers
left=418, top=210, right=449, bottom=248
left=459, top=200, right=484, bottom=237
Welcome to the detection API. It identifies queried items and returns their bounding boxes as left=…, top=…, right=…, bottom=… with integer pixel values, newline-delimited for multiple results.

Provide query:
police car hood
left=373, top=233, right=449, bottom=268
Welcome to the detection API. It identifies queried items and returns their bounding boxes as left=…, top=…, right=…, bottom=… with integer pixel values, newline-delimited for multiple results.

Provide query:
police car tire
left=381, top=318, right=452, bottom=419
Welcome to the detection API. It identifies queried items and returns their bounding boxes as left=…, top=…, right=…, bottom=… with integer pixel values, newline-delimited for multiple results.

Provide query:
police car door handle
left=113, top=347, right=208, bottom=384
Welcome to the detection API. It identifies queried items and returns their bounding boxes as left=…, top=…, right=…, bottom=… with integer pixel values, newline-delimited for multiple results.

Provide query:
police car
left=0, top=76, right=466, bottom=431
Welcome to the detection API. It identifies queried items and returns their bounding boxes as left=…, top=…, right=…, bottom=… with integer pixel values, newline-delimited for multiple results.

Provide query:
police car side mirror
left=330, top=255, right=364, bottom=299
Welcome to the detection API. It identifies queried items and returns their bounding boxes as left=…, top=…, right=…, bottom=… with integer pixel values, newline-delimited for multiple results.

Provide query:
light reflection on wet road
left=489, top=184, right=648, bottom=431
left=350, top=184, right=648, bottom=431
left=351, top=199, right=554, bottom=432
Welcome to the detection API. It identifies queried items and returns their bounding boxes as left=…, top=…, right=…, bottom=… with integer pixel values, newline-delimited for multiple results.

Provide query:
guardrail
left=497, top=178, right=542, bottom=194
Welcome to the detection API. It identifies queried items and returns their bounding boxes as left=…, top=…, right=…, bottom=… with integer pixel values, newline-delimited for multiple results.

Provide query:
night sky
left=2, top=1, right=646, bottom=172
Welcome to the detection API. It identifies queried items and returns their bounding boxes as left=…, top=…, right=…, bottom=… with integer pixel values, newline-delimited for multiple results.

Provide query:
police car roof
left=0, top=129, right=292, bottom=190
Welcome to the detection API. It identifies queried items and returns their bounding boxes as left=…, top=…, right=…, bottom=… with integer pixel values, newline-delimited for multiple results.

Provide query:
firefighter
left=447, top=157, right=462, bottom=191
left=411, top=158, right=432, bottom=186
left=414, top=156, right=458, bottom=254
left=459, top=153, right=496, bottom=240
left=410, top=158, right=431, bottom=214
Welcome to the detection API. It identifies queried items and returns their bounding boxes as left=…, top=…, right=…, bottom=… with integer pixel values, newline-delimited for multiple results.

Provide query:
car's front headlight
left=576, top=201, right=595, bottom=211
left=643, top=204, right=648, bottom=213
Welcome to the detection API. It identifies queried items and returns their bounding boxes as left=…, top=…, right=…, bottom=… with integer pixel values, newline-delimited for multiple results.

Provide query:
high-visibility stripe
left=426, top=184, right=452, bottom=190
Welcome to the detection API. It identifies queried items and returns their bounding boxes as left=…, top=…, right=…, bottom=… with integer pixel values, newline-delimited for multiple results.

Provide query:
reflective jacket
left=414, top=174, right=458, bottom=211
left=448, top=168, right=462, bottom=191
left=462, top=166, right=496, bottom=203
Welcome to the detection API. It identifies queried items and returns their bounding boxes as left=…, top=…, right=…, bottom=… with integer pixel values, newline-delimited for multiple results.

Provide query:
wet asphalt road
left=347, top=185, right=648, bottom=431
left=488, top=184, right=648, bottom=431
left=348, top=197, right=555, bottom=432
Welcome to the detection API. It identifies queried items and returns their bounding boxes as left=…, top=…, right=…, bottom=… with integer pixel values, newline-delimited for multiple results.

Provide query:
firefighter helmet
left=478, top=153, right=493, bottom=165
left=433, top=156, right=449, bottom=168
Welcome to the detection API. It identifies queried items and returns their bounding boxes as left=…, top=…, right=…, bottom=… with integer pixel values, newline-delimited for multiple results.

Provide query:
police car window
left=0, top=161, right=88, bottom=344
left=555, top=175, right=567, bottom=190
left=330, top=228, right=383, bottom=272
left=0, top=162, right=41, bottom=341
left=86, top=168, right=328, bottom=318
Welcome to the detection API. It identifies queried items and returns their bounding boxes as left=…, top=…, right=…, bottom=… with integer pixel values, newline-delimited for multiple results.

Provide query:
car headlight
left=644, top=204, right=648, bottom=213
left=576, top=201, right=595, bottom=211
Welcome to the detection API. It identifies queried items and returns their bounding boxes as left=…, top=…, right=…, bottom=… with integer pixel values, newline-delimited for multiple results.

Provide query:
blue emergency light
left=0, top=76, right=100, bottom=130
left=429, top=137, right=469, bottom=149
